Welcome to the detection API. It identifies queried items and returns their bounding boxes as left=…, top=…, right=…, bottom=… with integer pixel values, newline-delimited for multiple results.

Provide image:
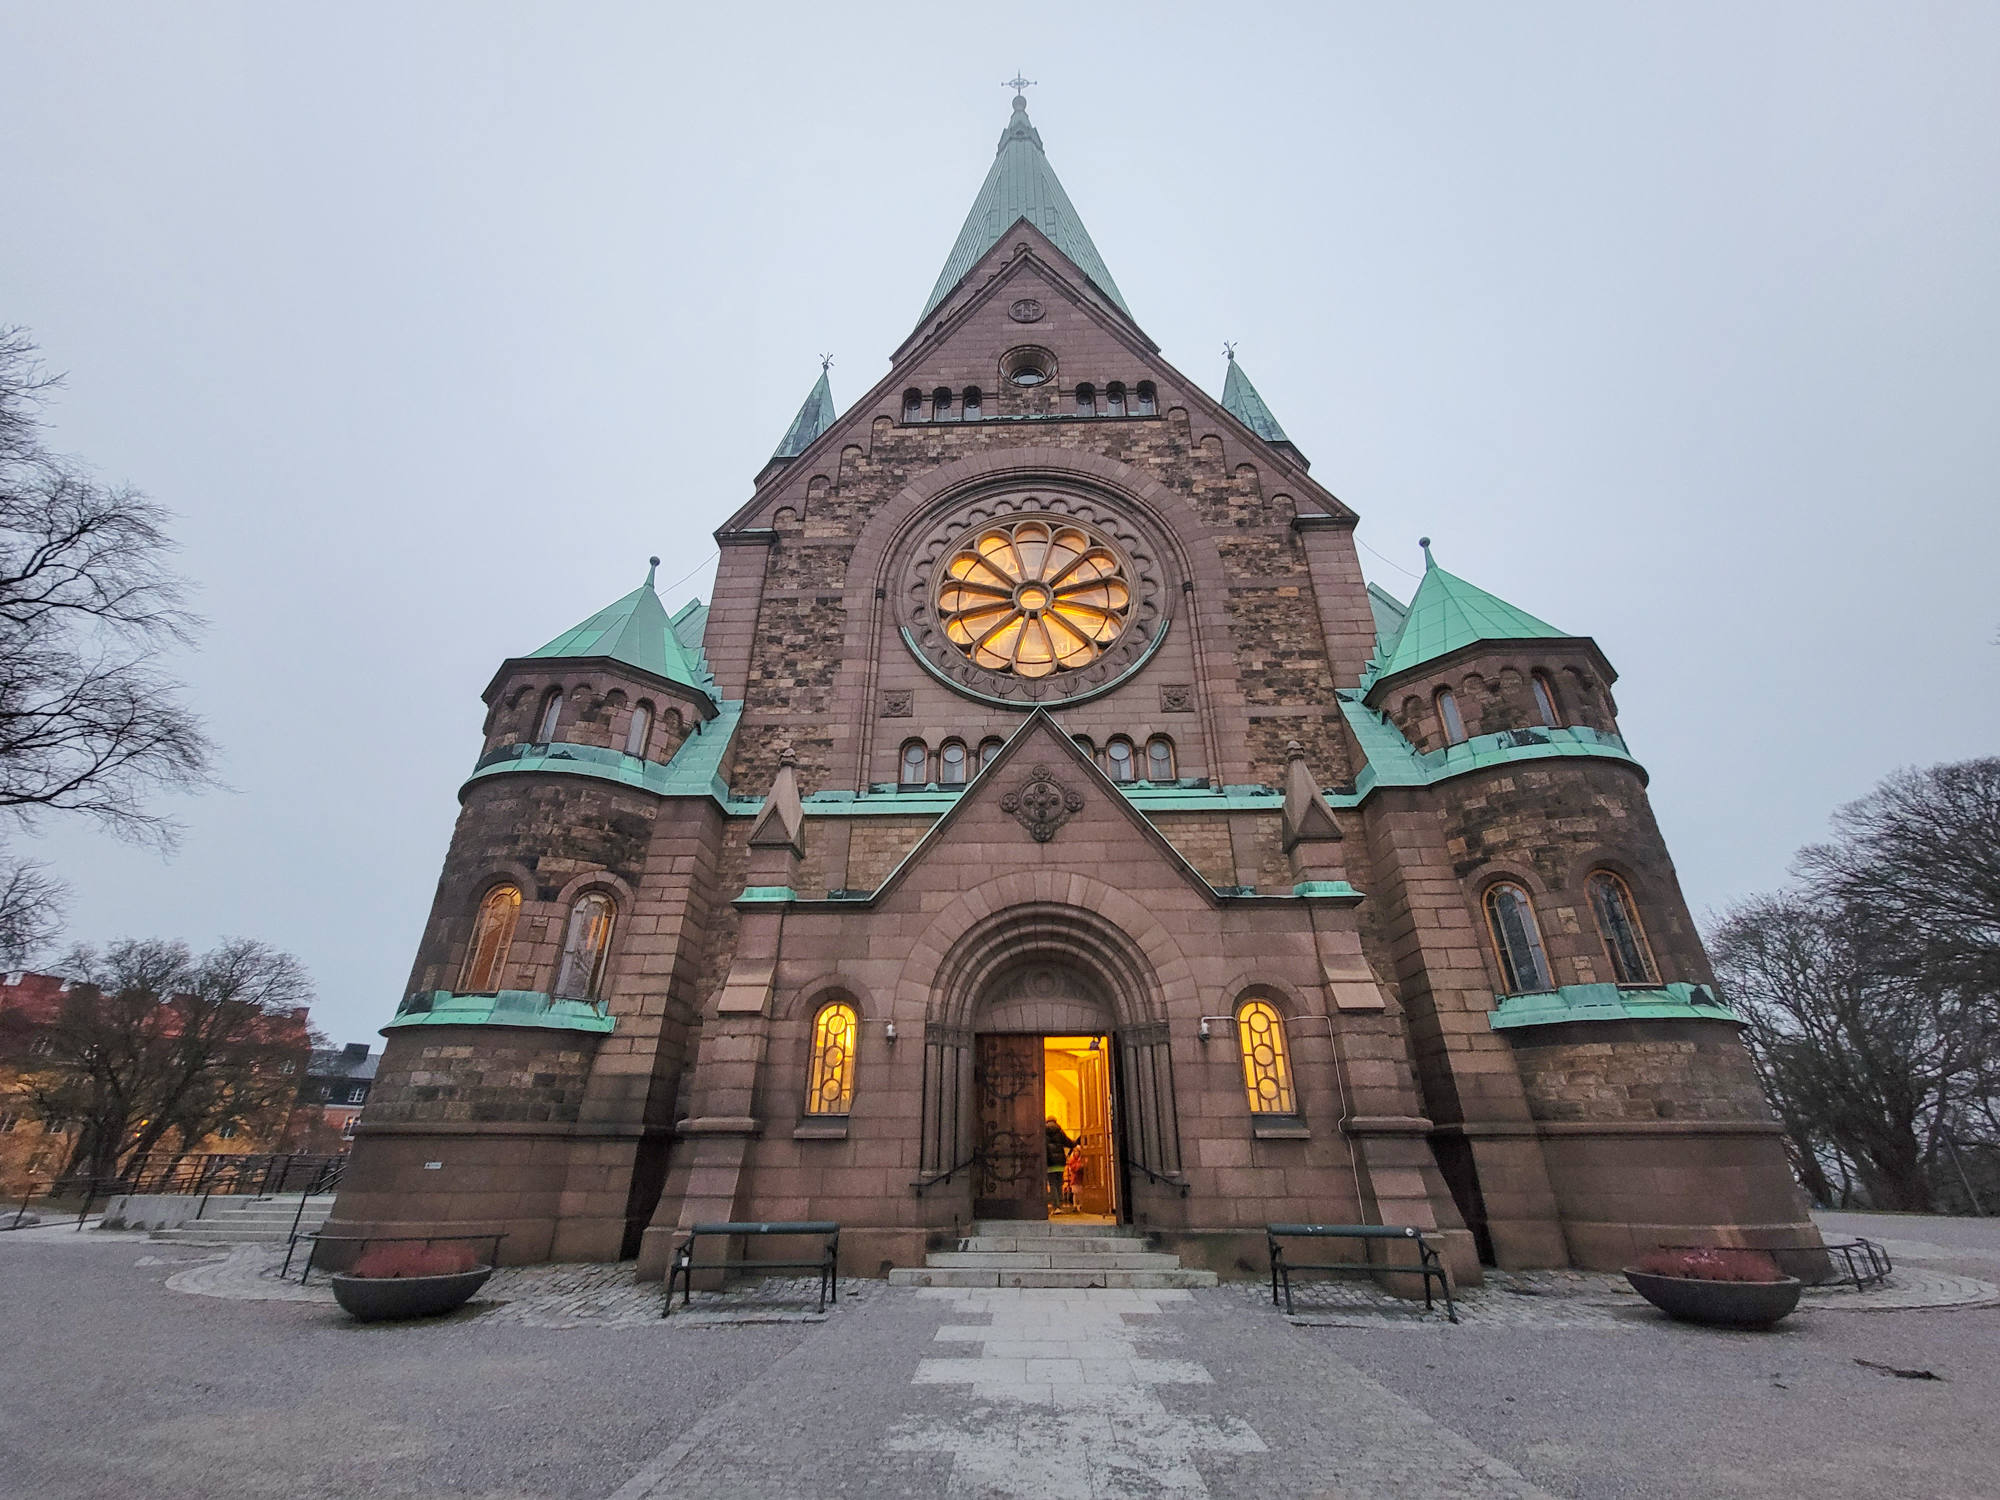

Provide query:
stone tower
left=327, top=95, right=1818, bottom=1279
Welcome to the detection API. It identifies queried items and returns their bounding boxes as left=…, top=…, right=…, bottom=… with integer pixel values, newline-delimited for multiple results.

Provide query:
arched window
left=1236, top=999, right=1296, bottom=1115
left=1135, top=381, right=1157, bottom=415
left=805, top=1001, right=858, bottom=1116
left=1072, top=734, right=1096, bottom=763
left=962, top=386, right=983, bottom=419
left=978, top=736, right=1003, bottom=770
left=899, top=741, right=929, bottom=786
left=903, top=389, right=924, bottom=421
left=536, top=689, right=564, bottom=743
left=459, top=884, right=521, bottom=993
left=1435, top=687, right=1466, bottom=746
left=1075, top=382, right=1096, bottom=416
left=1106, top=381, right=1126, bottom=416
left=1587, top=872, right=1658, bottom=985
left=1146, top=736, right=1175, bottom=781
left=939, top=740, right=968, bottom=785
left=553, top=891, right=616, bottom=1000
left=625, top=702, right=653, bottom=758
left=932, top=386, right=953, bottom=421
left=1105, top=738, right=1135, bottom=782
left=1484, top=882, right=1553, bottom=994
left=1531, top=673, right=1561, bottom=729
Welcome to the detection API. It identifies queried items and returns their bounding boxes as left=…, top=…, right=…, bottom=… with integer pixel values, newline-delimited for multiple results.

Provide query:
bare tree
left=15, top=938, right=317, bottom=1184
left=0, top=857, right=64, bottom=964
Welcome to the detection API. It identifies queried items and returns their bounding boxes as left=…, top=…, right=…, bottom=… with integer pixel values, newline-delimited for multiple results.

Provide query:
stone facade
left=327, top=100, right=1817, bottom=1281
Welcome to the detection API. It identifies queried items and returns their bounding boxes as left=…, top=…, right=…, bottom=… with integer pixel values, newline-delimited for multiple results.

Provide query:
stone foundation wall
left=1508, top=1018, right=1773, bottom=1125
left=369, top=1028, right=600, bottom=1125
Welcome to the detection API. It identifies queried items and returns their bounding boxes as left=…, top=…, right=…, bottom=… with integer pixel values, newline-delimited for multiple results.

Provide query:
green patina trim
left=736, top=886, right=797, bottom=903
left=1291, top=880, right=1363, bottom=898
left=1338, top=694, right=1641, bottom=796
left=1487, top=981, right=1737, bottom=1031
left=386, top=990, right=616, bottom=1035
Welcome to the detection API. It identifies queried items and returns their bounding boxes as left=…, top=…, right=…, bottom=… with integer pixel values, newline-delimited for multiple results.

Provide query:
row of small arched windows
left=1073, top=381, right=1157, bottom=417
left=899, top=735, right=1176, bottom=786
left=900, top=381, right=1159, bottom=422
left=905, top=387, right=985, bottom=422
left=1432, top=671, right=1566, bottom=748
left=460, top=884, right=617, bottom=1002
left=533, top=687, right=659, bottom=758
left=1484, top=871, right=1658, bottom=994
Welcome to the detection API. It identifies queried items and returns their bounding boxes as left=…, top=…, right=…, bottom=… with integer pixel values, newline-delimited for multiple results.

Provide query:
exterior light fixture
left=884, top=1020, right=898, bottom=1044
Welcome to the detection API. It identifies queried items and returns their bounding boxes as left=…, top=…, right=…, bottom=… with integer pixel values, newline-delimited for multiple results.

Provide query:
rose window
left=934, top=519, right=1131, bottom=679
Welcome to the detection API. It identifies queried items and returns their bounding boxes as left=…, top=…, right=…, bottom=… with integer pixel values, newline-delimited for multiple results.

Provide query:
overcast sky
left=3, top=4, right=1995, bottom=1044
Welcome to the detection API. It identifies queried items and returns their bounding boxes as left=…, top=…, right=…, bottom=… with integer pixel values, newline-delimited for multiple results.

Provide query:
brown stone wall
left=1507, top=1019, right=1773, bottom=1125
left=483, top=667, right=696, bottom=766
left=1378, top=646, right=1617, bottom=754
left=368, top=1028, right=599, bottom=1125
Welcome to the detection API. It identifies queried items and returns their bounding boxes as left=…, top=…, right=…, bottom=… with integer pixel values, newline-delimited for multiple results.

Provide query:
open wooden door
left=1071, top=1043, right=1117, bottom=1216
left=973, top=1034, right=1045, bottom=1220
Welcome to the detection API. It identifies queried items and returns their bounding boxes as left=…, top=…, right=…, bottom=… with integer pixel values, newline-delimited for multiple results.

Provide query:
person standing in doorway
left=1045, top=1117, right=1076, bottom=1210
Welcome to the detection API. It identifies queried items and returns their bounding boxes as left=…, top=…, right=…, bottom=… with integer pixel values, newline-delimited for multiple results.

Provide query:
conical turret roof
left=921, top=95, right=1129, bottom=322
left=1366, top=544, right=1569, bottom=687
left=1220, top=351, right=1291, bottom=444
left=527, top=560, right=711, bottom=696
left=772, top=365, right=836, bottom=460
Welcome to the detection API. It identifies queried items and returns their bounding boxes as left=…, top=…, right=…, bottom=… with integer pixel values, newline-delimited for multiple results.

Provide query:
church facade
left=327, top=96, right=1817, bottom=1283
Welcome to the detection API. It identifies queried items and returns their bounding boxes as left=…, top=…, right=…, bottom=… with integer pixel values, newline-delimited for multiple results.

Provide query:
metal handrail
left=910, top=1154, right=978, bottom=1196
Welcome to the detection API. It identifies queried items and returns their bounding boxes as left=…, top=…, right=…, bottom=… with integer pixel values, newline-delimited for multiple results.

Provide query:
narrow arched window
left=939, top=740, right=968, bottom=785
left=1146, top=736, right=1175, bottom=781
left=1485, top=883, right=1553, bottom=994
left=903, top=388, right=924, bottom=421
left=933, top=386, right=953, bottom=421
left=899, top=741, right=929, bottom=786
left=553, top=891, right=616, bottom=1000
left=1135, top=381, right=1157, bottom=415
left=1072, top=734, right=1096, bottom=763
left=1532, top=673, right=1561, bottom=728
left=805, top=1001, right=858, bottom=1115
left=962, top=386, right=983, bottom=419
left=1106, top=738, right=1135, bottom=782
left=1236, top=1000, right=1296, bottom=1115
left=625, top=702, right=653, bottom=758
left=978, top=737, right=1003, bottom=770
left=460, top=885, right=521, bottom=993
left=537, top=689, right=564, bottom=743
left=1587, top=872, right=1658, bottom=985
left=1435, top=688, right=1466, bottom=746
left=1106, top=381, right=1126, bottom=416
left=1075, top=382, right=1096, bottom=416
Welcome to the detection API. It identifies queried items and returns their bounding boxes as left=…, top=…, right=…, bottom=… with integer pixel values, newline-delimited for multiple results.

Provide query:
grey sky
left=3, top=4, right=1995, bottom=1044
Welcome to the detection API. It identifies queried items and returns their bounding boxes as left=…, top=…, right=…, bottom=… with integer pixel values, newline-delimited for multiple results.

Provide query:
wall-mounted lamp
left=1196, top=1016, right=1234, bottom=1044
left=884, top=1020, right=898, bottom=1044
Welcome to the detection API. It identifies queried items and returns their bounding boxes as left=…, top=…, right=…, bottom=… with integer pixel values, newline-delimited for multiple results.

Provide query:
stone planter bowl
left=1623, top=1269, right=1802, bottom=1328
left=330, top=1266, right=494, bottom=1322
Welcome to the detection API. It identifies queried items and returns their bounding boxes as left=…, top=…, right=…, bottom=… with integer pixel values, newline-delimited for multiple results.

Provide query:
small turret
left=1220, top=347, right=1307, bottom=469
left=756, top=361, right=838, bottom=486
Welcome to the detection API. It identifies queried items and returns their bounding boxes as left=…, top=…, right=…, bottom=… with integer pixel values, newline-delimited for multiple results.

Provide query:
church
left=327, top=93, right=1817, bottom=1286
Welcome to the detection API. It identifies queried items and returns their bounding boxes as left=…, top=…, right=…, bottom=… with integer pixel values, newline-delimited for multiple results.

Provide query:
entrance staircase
left=888, top=1220, right=1218, bottom=1289
left=150, top=1194, right=336, bottom=1246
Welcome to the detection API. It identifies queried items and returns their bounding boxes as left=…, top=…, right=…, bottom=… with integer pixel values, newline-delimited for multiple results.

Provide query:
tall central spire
left=919, top=95, right=1130, bottom=322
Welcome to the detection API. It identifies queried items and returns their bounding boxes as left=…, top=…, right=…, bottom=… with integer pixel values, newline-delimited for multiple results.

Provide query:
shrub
left=347, top=1242, right=483, bottom=1279
left=1634, top=1247, right=1784, bottom=1283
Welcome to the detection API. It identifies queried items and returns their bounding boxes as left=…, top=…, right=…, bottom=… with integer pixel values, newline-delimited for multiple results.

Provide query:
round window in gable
left=1001, top=346, right=1055, bottom=387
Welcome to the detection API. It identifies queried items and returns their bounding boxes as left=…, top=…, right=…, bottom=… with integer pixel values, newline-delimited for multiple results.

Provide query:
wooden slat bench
left=663, top=1221, right=840, bottom=1316
left=1267, top=1223, right=1456, bottom=1322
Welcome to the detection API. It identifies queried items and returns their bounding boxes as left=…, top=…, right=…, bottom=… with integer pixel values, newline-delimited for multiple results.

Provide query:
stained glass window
left=806, top=1002, right=858, bottom=1115
left=1485, top=883, right=1553, bottom=993
left=460, top=885, right=521, bottom=993
left=1147, top=736, right=1175, bottom=781
left=935, top=518, right=1130, bottom=678
left=1588, top=872, right=1658, bottom=985
left=1236, top=1000, right=1296, bottom=1115
left=553, top=892, right=616, bottom=1000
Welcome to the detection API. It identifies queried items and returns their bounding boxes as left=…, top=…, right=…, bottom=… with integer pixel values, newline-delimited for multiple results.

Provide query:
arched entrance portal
left=970, top=963, right=1119, bottom=1221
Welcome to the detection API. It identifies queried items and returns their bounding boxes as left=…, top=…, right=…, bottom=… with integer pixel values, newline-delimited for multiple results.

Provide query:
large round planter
left=330, top=1267, right=494, bottom=1322
left=1623, top=1269, right=1802, bottom=1328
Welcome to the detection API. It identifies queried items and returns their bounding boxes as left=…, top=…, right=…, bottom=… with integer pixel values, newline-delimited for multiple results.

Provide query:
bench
left=1267, top=1223, right=1457, bottom=1322
left=663, top=1221, right=840, bottom=1316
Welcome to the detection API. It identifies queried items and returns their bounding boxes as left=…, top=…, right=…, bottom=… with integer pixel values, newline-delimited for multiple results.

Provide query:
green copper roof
left=772, top=366, right=836, bottom=459
left=1220, top=352, right=1291, bottom=444
left=1366, top=582, right=1409, bottom=650
left=527, top=561, right=710, bottom=695
left=921, top=96, right=1129, bottom=322
left=1365, top=545, right=1568, bottom=687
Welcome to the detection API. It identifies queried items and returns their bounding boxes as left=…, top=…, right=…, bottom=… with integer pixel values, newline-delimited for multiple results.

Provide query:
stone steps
left=150, top=1195, right=334, bottom=1246
left=888, top=1218, right=1218, bottom=1289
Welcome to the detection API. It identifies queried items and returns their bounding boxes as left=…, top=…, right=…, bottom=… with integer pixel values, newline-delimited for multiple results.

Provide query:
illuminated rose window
left=935, top=519, right=1130, bottom=678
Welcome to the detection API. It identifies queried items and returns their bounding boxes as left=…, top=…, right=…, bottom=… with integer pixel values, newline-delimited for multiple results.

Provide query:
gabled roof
left=527, top=561, right=711, bottom=697
left=1366, top=583, right=1409, bottom=649
left=1365, top=543, right=1569, bottom=687
left=771, top=365, right=836, bottom=460
left=1220, top=352, right=1290, bottom=444
left=921, top=95, right=1129, bottom=323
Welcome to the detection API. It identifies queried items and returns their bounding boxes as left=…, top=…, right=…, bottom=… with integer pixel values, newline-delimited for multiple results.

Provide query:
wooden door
left=1072, top=1046, right=1117, bottom=1216
left=973, top=1034, right=1045, bottom=1220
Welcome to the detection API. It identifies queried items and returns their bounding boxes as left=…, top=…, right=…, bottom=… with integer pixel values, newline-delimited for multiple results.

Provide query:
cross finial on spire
left=1004, top=73, right=1036, bottom=98
left=1418, top=536, right=1435, bottom=570
left=1223, top=341, right=1237, bottom=362
left=818, top=352, right=833, bottom=372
